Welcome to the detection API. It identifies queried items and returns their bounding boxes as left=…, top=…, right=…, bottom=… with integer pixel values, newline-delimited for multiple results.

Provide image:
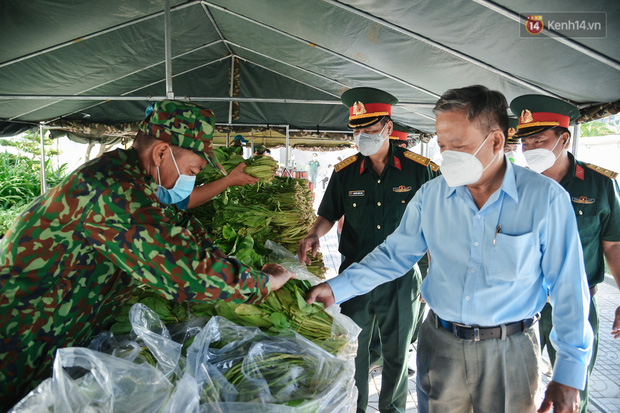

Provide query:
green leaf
left=269, top=312, right=291, bottom=330
left=237, top=235, right=254, bottom=251
left=140, top=296, right=173, bottom=320
left=222, top=224, right=237, bottom=241
left=235, top=304, right=273, bottom=328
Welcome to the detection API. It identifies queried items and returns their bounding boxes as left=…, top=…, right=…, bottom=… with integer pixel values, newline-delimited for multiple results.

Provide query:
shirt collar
left=359, top=143, right=397, bottom=175
left=560, top=152, right=579, bottom=184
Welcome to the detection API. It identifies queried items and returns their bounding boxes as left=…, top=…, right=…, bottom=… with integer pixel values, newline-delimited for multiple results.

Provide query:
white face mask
left=354, top=124, right=388, bottom=156
left=523, top=136, right=565, bottom=173
left=505, top=151, right=517, bottom=163
left=440, top=131, right=497, bottom=187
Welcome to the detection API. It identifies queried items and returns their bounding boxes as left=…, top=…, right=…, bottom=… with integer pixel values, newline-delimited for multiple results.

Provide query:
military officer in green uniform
left=504, top=117, right=519, bottom=161
left=0, top=100, right=293, bottom=410
left=308, top=153, right=321, bottom=187
left=511, top=95, right=620, bottom=413
left=389, top=122, right=410, bottom=149
left=370, top=121, right=437, bottom=375
left=298, top=88, right=435, bottom=413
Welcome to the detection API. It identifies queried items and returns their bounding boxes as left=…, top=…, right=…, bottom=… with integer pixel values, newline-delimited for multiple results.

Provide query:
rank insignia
left=572, top=196, right=595, bottom=204
left=520, top=109, right=534, bottom=124
left=393, top=185, right=411, bottom=193
left=352, top=101, right=367, bottom=116
left=585, top=163, right=619, bottom=179
left=349, top=190, right=365, bottom=196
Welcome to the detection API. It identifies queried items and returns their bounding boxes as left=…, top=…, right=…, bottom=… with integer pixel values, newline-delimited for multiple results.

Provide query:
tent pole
left=285, top=125, right=290, bottom=167
left=1, top=95, right=342, bottom=104
left=164, top=0, right=174, bottom=99
left=572, top=124, right=580, bottom=158
left=228, top=56, right=235, bottom=125
left=39, top=123, right=47, bottom=194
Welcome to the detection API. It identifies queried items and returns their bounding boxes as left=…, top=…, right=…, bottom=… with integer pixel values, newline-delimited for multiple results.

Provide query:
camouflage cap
left=139, top=100, right=227, bottom=174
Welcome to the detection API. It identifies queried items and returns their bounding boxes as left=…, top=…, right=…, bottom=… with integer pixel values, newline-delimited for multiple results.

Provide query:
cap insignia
left=507, top=127, right=517, bottom=138
left=520, top=109, right=534, bottom=124
left=352, top=101, right=367, bottom=116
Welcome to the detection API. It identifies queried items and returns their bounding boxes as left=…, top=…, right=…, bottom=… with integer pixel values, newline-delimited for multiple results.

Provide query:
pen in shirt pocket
left=493, top=224, right=502, bottom=245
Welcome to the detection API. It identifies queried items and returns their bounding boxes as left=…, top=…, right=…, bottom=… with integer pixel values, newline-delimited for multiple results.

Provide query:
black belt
left=430, top=310, right=539, bottom=341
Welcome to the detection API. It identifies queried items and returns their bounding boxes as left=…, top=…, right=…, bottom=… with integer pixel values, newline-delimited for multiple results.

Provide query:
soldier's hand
left=226, top=163, right=259, bottom=186
left=612, top=306, right=620, bottom=339
left=263, top=263, right=295, bottom=291
left=306, top=283, right=335, bottom=307
left=298, top=234, right=320, bottom=265
left=538, top=381, right=580, bottom=413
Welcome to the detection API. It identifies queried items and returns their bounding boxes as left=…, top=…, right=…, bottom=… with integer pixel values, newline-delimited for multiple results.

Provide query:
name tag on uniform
left=393, top=185, right=411, bottom=193
left=572, top=196, right=595, bottom=204
left=349, top=190, right=365, bottom=196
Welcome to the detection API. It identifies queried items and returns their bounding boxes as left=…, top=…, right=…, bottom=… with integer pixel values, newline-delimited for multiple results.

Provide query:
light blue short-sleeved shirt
left=328, top=160, right=593, bottom=390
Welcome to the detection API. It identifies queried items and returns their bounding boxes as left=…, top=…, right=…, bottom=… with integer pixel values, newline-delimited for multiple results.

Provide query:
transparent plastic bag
left=264, top=240, right=361, bottom=361
left=161, top=373, right=201, bottom=413
left=129, top=303, right=183, bottom=379
left=11, top=347, right=173, bottom=413
left=12, top=309, right=357, bottom=412
left=265, top=240, right=320, bottom=284
left=187, top=316, right=357, bottom=412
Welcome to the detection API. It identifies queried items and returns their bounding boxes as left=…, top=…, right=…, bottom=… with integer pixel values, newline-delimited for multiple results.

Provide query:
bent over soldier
left=0, top=100, right=292, bottom=409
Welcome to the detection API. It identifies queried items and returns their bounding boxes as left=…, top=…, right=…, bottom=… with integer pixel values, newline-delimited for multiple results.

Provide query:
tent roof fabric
left=0, top=0, right=618, bottom=139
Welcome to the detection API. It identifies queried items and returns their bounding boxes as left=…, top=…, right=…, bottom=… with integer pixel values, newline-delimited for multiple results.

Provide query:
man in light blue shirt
left=307, top=85, right=593, bottom=413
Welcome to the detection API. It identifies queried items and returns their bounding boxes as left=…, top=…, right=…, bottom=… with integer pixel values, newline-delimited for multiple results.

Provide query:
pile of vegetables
left=110, top=278, right=352, bottom=357
left=199, top=146, right=278, bottom=184
left=191, top=147, right=326, bottom=278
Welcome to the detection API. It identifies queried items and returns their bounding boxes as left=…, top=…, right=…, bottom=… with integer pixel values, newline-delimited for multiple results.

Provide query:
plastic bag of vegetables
left=10, top=304, right=357, bottom=413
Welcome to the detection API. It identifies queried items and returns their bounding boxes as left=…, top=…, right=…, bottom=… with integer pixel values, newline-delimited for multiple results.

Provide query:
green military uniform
left=505, top=117, right=520, bottom=163
left=0, top=101, right=270, bottom=410
left=321, top=86, right=437, bottom=413
left=370, top=123, right=439, bottom=367
left=320, top=143, right=434, bottom=412
left=512, top=95, right=620, bottom=413
left=308, top=158, right=320, bottom=185
left=538, top=153, right=620, bottom=412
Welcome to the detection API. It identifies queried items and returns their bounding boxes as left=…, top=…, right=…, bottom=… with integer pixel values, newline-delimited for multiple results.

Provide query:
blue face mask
left=156, top=148, right=196, bottom=206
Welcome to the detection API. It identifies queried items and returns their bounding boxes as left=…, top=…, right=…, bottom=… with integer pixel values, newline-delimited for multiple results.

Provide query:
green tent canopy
left=0, top=0, right=618, bottom=141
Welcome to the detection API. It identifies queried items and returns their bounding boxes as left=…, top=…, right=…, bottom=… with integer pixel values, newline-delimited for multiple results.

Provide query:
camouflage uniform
left=0, top=101, right=269, bottom=409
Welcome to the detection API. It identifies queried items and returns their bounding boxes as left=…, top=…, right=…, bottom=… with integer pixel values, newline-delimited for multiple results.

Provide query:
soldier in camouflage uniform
left=0, top=100, right=293, bottom=409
